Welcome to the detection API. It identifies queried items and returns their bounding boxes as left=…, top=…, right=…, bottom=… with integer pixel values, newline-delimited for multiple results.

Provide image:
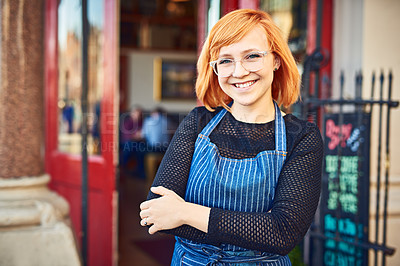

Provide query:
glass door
left=45, top=0, right=119, bottom=265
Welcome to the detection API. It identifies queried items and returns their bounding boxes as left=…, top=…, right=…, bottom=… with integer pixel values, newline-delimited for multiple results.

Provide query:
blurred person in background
left=120, top=105, right=145, bottom=178
left=142, top=107, right=170, bottom=152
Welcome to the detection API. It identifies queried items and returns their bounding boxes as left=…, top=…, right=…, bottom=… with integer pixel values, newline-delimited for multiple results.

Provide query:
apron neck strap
left=200, top=101, right=287, bottom=152
left=200, top=108, right=227, bottom=137
left=274, top=101, right=286, bottom=152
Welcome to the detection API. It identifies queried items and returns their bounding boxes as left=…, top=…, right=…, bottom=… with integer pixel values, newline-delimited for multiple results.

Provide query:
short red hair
left=196, top=9, right=300, bottom=111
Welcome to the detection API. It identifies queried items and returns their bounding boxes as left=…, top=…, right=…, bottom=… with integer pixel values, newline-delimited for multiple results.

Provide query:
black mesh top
left=147, top=106, right=323, bottom=256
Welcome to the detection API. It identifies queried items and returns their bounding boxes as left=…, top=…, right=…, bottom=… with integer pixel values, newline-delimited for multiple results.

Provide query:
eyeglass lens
left=214, top=52, right=266, bottom=77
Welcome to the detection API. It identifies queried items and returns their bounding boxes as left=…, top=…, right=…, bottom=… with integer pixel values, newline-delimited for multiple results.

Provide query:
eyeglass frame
left=209, top=50, right=270, bottom=77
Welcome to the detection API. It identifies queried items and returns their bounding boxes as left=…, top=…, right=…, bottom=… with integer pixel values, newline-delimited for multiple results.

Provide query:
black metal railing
left=301, top=68, right=398, bottom=265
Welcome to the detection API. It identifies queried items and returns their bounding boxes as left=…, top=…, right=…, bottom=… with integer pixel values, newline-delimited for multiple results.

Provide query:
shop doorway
left=45, top=0, right=118, bottom=265
left=117, top=1, right=198, bottom=265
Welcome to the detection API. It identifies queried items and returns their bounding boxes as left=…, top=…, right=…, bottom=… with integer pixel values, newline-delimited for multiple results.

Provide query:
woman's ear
left=274, top=56, right=281, bottom=71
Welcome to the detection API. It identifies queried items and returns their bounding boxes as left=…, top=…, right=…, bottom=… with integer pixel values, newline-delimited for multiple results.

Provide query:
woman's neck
left=230, top=101, right=276, bottom=124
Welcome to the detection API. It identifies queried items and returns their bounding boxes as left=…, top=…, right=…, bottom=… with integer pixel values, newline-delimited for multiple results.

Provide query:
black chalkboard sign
left=319, top=112, right=371, bottom=266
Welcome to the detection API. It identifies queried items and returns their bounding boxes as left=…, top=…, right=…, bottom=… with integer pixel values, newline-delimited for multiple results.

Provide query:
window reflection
left=57, top=0, right=104, bottom=155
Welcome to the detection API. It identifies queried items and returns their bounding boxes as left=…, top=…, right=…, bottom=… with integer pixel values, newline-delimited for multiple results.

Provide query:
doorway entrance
left=117, top=1, right=198, bottom=265
left=45, top=0, right=118, bottom=265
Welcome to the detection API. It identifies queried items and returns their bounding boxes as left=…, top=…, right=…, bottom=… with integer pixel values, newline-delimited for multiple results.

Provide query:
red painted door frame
left=319, top=0, right=333, bottom=99
left=44, top=0, right=118, bottom=265
left=307, top=0, right=333, bottom=99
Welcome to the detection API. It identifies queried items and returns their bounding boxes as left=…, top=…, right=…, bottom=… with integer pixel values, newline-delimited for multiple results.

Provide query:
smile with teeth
left=234, top=80, right=256, bottom=88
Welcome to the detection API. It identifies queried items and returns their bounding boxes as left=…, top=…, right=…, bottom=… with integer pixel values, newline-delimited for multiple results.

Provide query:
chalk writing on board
left=318, top=113, right=371, bottom=266
left=325, top=119, right=352, bottom=150
left=325, top=155, right=359, bottom=214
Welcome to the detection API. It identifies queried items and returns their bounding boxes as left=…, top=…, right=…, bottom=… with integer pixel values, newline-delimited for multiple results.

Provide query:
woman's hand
left=139, top=186, right=211, bottom=234
left=139, top=186, right=186, bottom=234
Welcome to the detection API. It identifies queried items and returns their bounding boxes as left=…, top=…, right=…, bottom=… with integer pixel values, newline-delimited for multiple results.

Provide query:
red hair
left=196, top=9, right=300, bottom=111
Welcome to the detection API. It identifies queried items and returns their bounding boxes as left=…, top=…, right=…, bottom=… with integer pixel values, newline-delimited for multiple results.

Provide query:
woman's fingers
left=150, top=186, right=179, bottom=197
left=140, top=186, right=172, bottom=211
left=139, top=217, right=160, bottom=235
left=140, top=200, right=152, bottom=210
left=140, top=217, right=148, bottom=227
left=150, top=186, right=169, bottom=196
left=148, top=224, right=160, bottom=234
left=139, top=186, right=185, bottom=233
left=139, top=209, right=149, bottom=219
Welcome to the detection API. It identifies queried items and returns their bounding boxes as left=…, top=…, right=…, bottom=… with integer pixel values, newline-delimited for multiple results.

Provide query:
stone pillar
left=0, top=1, right=80, bottom=265
left=0, top=0, right=43, bottom=178
left=0, top=175, right=81, bottom=265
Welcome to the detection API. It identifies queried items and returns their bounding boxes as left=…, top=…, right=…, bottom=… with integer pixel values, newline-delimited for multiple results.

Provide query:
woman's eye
left=218, top=59, right=233, bottom=65
left=246, top=53, right=262, bottom=60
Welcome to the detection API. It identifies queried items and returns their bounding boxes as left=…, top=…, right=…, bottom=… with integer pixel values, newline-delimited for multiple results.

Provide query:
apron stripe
left=172, top=102, right=290, bottom=265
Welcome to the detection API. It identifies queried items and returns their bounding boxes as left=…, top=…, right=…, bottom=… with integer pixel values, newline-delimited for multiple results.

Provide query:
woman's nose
left=231, top=61, right=250, bottom=78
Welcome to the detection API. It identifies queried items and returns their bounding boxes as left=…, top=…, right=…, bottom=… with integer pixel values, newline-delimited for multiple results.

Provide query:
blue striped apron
left=171, top=102, right=291, bottom=265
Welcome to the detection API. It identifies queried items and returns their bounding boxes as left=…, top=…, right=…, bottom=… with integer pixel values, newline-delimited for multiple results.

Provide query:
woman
left=140, top=9, right=323, bottom=265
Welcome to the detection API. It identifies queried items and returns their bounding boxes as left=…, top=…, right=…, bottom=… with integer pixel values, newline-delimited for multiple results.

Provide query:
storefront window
left=120, top=0, right=197, bottom=51
left=260, top=0, right=308, bottom=75
left=57, top=0, right=104, bottom=155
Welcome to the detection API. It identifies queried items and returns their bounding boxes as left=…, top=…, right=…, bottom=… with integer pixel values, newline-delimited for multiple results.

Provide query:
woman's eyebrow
left=218, top=48, right=260, bottom=58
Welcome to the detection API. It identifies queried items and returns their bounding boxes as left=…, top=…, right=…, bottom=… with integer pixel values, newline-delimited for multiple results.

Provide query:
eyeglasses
left=209, top=51, right=269, bottom=77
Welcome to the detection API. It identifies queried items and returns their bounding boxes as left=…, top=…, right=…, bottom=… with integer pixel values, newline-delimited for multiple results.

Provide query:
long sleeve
left=147, top=108, right=215, bottom=242
left=207, top=124, right=323, bottom=254
left=146, top=108, right=324, bottom=254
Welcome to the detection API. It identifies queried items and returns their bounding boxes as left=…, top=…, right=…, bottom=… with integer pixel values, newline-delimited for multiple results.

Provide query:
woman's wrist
left=182, top=202, right=211, bottom=233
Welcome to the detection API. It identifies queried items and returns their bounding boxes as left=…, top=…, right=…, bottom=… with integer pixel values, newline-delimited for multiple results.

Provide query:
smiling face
left=217, top=26, right=280, bottom=120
